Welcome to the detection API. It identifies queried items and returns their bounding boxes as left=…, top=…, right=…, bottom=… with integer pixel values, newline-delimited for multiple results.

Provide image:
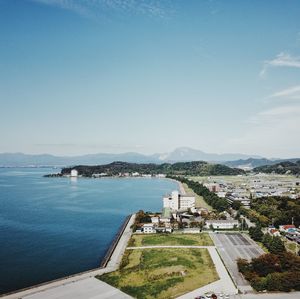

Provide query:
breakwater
left=100, top=214, right=131, bottom=267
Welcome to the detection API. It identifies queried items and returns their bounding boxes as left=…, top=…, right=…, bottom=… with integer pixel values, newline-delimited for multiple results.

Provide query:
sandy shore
left=167, top=178, right=186, bottom=195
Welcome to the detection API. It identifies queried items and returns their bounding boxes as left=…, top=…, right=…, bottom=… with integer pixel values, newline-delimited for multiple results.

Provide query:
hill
left=0, top=148, right=262, bottom=167
left=153, top=147, right=262, bottom=162
left=224, top=157, right=300, bottom=170
left=253, top=160, right=300, bottom=175
left=59, top=161, right=245, bottom=177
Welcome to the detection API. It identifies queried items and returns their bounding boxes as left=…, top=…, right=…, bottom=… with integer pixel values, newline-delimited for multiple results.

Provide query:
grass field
left=285, top=240, right=299, bottom=254
left=182, top=183, right=213, bottom=210
left=129, top=233, right=213, bottom=247
left=98, top=248, right=218, bottom=299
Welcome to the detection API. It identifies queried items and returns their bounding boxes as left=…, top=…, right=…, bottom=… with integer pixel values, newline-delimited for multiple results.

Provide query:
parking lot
left=210, top=232, right=265, bottom=293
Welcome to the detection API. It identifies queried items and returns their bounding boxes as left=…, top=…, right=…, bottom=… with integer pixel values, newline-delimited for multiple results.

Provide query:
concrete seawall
left=1, top=214, right=136, bottom=299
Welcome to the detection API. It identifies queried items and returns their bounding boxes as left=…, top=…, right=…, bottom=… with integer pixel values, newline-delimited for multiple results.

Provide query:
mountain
left=59, top=161, right=245, bottom=177
left=253, top=160, right=300, bottom=175
left=223, top=158, right=300, bottom=170
left=153, top=147, right=262, bottom=163
left=0, top=152, right=158, bottom=167
left=0, top=148, right=263, bottom=167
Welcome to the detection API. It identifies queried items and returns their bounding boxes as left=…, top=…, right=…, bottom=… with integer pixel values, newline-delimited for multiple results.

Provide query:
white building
left=156, top=174, right=166, bottom=178
left=205, top=220, right=239, bottom=230
left=163, top=191, right=195, bottom=211
left=151, top=216, right=160, bottom=224
left=143, top=223, right=155, bottom=233
left=70, top=169, right=78, bottom=177
left=180, top=195, right=196, bottom=210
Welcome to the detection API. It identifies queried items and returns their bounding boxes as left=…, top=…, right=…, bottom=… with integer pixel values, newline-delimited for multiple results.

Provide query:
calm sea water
left=0, top=168, right=178, bottom=294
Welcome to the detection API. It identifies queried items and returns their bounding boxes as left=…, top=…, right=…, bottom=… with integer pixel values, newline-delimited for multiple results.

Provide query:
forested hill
left=60, top=161, right=245, bottom=177
left=253, top=160, right=300, bottom=175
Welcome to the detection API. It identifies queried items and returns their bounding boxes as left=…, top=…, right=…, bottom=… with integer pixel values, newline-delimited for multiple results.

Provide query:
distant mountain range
left=153, top=147, right=263, bottom=163
left=223, top=158, right=300, bottom=170
left=253, top=160, right=300, bottom=175
left=0, top=148, right=298, bottom=170
left=0, top=147, right=263, bottom=167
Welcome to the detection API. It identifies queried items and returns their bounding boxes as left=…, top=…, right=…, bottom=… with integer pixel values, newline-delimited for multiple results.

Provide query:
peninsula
left=45, top=161, right=245, bottom=178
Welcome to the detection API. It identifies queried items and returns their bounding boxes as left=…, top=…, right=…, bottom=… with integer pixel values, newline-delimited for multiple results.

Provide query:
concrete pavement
left=211, top=232, right=264, bottom=294
left=23, top=278, right=132, bottom=299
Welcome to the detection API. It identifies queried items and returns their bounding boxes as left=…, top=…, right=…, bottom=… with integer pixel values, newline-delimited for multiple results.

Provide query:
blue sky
left=1, top=0, right=300, bottom=158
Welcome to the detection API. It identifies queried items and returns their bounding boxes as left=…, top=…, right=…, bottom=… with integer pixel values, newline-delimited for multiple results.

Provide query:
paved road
left=127, top=245, right=216, bottom=249
left=236, top=292, right=300, bottom=299
left=1, top=215, right=136, bottom=299
left=210, top=232, right=264, bottom=294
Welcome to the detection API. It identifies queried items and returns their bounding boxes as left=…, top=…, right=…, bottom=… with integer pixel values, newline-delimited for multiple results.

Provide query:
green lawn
left=256, top=241, right=269, bottom=253
left=285, top=240, right=299, bottom=254
left=98, top=248, right=218, bottom=299
left=129, top=233, right=213, bottom=247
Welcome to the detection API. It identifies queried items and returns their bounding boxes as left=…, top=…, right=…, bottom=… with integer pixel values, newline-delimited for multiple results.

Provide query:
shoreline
left=0, top=214, right=135, bottom=299
left=166, top=177, right=186, bottom=195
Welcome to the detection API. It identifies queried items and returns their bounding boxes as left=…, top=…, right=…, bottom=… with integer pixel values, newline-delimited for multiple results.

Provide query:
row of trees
left=262, top=233, right=286, bottom=255
left=250, top=196, right=300, bottom=228
left=248, top=225, right=286, bottom=254
left=237, top=252, right=300, bottom=291
left=168, top=176, right=229, bottom=212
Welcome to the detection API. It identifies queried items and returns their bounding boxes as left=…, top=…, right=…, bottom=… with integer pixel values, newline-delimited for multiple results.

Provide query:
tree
left=231, top=200, right=242, bottom=210
left=252, top=254, right=281, bottom=276
left=268, top=236, right=286, bottom=254
left=249, top=226, right=263, bottom=242
left=262, top=233, right=272, bottom=248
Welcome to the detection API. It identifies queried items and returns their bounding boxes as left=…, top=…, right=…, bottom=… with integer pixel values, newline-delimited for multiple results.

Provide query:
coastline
left=0, top=214, right=135, bottom=299
left=166, top=177, right=186, bottom=195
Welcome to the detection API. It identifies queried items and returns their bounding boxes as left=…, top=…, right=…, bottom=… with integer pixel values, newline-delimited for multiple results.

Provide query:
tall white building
left=70, top=169, right=78, bottom=177
left=163, top=191, right=195, bottom=211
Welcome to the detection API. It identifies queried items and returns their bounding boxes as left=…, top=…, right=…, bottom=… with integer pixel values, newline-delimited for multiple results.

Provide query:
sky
left=1, top=0, right=300, bottom=158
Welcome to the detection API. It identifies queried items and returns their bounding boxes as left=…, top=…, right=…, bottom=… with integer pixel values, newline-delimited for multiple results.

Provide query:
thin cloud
left=30, top=0, right=170, bottom=19
left=267, top=85, right=300, bottom=101
left=258, top=105, right=300, bottom=117
left=31, top=0, right=91, bottom=17
left=260, top=52, right=300, bottom=78
left=227, top=104, right=300, bottom=157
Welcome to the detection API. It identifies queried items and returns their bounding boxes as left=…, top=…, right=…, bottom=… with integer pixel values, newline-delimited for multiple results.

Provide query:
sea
left=0, top=168, right=178, bottom=294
